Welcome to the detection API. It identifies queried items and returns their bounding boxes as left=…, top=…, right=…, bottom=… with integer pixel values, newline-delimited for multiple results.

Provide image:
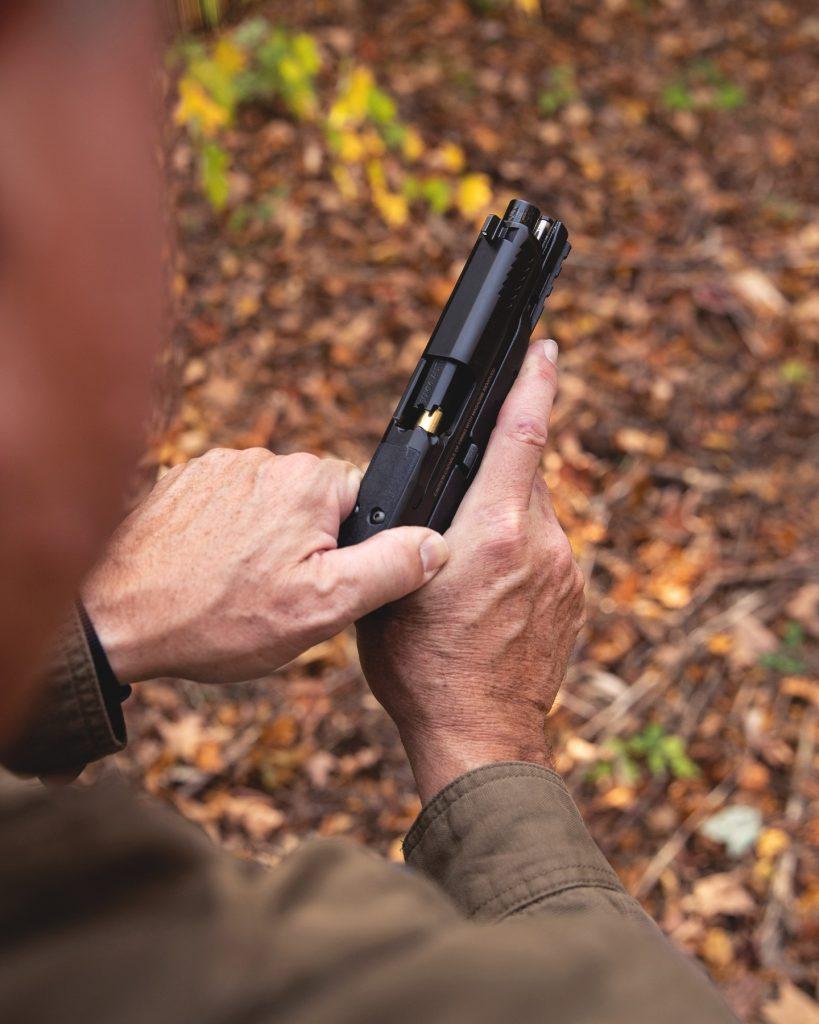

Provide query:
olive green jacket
left=0, top=608, right=737, bottom=1023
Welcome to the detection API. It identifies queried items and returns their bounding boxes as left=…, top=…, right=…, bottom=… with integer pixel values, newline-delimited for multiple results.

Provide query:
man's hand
left=82, top=449, right=449, bottom=684
left=357, top=340, right=584, bottom=803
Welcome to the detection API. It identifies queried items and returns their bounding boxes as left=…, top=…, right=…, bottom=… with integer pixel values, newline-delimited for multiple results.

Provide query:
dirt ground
left=109, top=2, right=818, bottom=1019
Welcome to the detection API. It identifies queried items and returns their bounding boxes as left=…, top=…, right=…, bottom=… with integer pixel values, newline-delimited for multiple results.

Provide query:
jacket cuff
left=404, top=761, right=629, bottom=921
left=0, top=604, right=126, bottom=777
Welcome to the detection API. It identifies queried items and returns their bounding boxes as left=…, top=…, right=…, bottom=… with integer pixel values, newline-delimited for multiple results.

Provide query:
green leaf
left=662, top=81, right=694, bottom=111
left=228, top=203, right=252, bottom=233
left=382, top=121, right=408, bottom=150
left=201, top=0, right=224, bottom=28
left=538, top=65, right=576, bottom=116
left=783, top=621, right=805, bottom=648
left=233, top=17, right=271, bottom=50
left=201, top=142, right=230, bottom=211
left=422, top=177, right=453, bottom=214
left=292, top=33, right=321, bottom=75
left=713, top=82, right=746, bottom=110
left=189, top=57, right=237, bottom=111
left=367, top=86, right=397, bottom=126
left=401, top=175, right=422, bottom=201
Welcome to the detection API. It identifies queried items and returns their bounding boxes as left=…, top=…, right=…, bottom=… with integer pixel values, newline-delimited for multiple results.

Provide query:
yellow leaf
left=337, top=130, right=366, bottom=163
left=174, top=77, right=229, bottom=137
left=279, top=55, right=301, bottom=85
left=327, top=98, right=350, bottom=130
left=372, top=188, right=409, bottom=227
left=438, top=141, right=466, bottom=173
left=331, top=164, right=359, bottom=200
left=455, top=173, right=492, bottom=218
left=757, top=827, right=790, bottom=860
left=348, top=66, right=374, bottom=116
left=213, top=38, right=247, bottom=77
left=514, top=0, right=540, bottom=12
left=402, top=127, right=425, bottom=161
left=366, top=158, right=387, bottom=192
left=701, top=927, right=734, bottom=969
left=361, top=129, right=386, bottom=158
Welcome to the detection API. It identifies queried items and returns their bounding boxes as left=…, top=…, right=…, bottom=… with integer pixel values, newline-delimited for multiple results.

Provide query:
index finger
left=464, top=339, right=559, bottom=512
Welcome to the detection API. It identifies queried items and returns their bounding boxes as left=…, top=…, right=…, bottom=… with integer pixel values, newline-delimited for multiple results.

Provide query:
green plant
left=538, top=65, right=576, bottom=116
left=588, top=724, right=700, bottom=786
left=759, top=622, right=806, bottom=675
left=174, top=19, right=321, bottom=210
left=662, top=81, right=695, bottom=112
left=662, top=59, right=746, bottom=114
left=174, top=16, right=494, bottom=225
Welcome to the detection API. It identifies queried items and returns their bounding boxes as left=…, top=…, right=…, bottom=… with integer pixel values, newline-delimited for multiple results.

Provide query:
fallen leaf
left=763, top=983, right=819, bottom=1024
left=700, top=927, right=734, bottom=969
left=728, top=616, right=778, bottom=670
left=614, top=427, right=668, bottom=458
left=683, top=873, right=756, bottom=919
left=699, top=805, right=763, bottom=858
left=787, top=584, right=819, bottom=638
left=756, top=827, right=790, bottom=860
left=731, top=268, right=788, bottom=317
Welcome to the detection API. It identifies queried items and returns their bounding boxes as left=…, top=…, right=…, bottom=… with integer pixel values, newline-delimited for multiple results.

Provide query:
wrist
left=80, top=572, right=153, bottom=685
left=399, top=725, right=554, bottom=805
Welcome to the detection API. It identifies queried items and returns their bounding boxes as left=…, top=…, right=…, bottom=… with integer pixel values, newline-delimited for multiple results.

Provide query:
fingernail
left=543, top=339, right=559, bottom=364
left=419, top=533, right=449, bottom=575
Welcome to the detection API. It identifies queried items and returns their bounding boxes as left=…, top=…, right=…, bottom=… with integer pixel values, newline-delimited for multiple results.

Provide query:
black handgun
left=338, top=198, right=569, bottom=547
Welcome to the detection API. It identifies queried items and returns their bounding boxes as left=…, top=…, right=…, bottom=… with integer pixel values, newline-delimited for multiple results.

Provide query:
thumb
left=322, top=527, right=449, bottom=620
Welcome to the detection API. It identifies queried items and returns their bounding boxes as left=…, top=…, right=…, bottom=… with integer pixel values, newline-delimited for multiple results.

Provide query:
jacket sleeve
left=404, top=760, right=654, bottom=925
left=0, top=604, right=126, bottom=776
left=0, top=763, right=738, bottom=1024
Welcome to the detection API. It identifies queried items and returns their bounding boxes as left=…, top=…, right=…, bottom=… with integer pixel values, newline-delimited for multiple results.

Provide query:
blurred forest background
left=114, top=1, right=819, bottom=1019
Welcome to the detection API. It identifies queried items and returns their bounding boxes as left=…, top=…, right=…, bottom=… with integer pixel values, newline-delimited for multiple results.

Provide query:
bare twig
left=757, top=707, right=817, bottom=974
left=578, top=590, right=766, bottom=742
left=633, top=773, right=737, bottom=900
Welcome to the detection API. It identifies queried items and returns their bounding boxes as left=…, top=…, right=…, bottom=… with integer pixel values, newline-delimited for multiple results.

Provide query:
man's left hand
left=82, top=447, right=449, bottom=684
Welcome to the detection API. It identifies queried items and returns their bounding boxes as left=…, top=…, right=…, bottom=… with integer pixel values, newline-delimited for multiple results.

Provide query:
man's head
left=0, top=1, right=162, bottom=737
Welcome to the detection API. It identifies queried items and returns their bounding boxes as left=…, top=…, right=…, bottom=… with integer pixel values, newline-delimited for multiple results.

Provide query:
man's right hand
left=357, top=339, right=585, bottom=804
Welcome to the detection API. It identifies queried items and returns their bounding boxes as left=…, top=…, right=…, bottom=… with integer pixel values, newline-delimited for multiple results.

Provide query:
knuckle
left=284, top=451, right=320, bottom=474
left=241, top=446, right=273, bottom=463
left=548, top=533, right=576, bottom=576
left=498, top=410, right=548, bottom=450
left=479, top=507, right=529, bottom=560
left=202, top=446, right=231, bottom=460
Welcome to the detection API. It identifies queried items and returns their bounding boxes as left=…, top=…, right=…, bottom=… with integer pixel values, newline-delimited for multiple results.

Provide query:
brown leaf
left=787, top=584, right=819, bottom=639
left=763, top=983, right=819, bottom=1024
left=728, top=616, right=778, bottom=670
left=682, top=873, right=756, bottom=919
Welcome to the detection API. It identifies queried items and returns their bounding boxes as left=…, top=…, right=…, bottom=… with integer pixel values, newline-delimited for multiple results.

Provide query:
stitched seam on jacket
left=471, top=863, right=621, bottom=915
left=42, top=611, right=91, bottom=768
left=405, top=767, right=570, bottom=859
left=495, top=879, right=629, bottom=921
left=65, top=610, right=104, bottom=760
